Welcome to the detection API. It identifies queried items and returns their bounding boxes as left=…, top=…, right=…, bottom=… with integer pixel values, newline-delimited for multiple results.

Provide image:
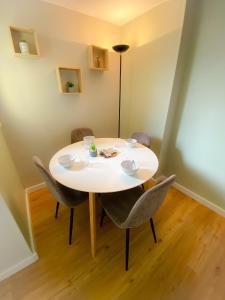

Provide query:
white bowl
left=121, top=160, right=139, bottom=175
left=58, top=154, right=75, bottom=168
left=125, top=138, right=137, bottom=148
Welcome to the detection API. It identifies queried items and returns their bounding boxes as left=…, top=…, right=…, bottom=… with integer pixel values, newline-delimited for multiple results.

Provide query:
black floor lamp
left=112, top=44, right=129, bottom=138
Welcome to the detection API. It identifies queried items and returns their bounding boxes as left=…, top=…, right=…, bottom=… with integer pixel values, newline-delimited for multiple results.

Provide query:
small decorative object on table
left=89, top=143, right=98, bottom=157
left=19, top=40, right=29, bottom=54
left=99, top=148, right=118, bottom=158
left=66, top=81, right=75, bottom=93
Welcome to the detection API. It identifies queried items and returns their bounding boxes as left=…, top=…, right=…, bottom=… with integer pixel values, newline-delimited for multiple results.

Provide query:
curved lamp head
left=112, top=44, right=129, bottom=53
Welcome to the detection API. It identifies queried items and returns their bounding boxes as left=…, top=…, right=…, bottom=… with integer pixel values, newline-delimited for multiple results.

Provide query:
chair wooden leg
left=125, top=229, right=130, bottom=271
left=55, top=202, right=60, bottom=219
left=150, top=217, right=157, bottom=243
left=69, top=208, right=74, bottom=245
left=100, top=209, right=106, bottom=227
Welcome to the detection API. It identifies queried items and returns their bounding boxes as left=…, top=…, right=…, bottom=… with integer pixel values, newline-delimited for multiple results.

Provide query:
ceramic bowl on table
left=121, top=160, right=139, bottom=175
left=125, top=138, right=137, bottom=148
left=58, top=154, right=75, bottom=168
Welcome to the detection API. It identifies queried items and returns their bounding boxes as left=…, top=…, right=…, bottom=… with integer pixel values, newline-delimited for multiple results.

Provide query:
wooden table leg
left=89, top=192, right=96, bottom=258
left=143, top=182, right=148, bottom=191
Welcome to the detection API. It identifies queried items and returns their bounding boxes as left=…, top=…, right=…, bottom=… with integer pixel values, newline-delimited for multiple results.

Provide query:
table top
left=49, top=138, right=159, bottom=193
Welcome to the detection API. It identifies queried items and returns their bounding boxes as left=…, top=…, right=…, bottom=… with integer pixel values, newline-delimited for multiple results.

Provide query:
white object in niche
left=19, top=40, right=29, bottom=54
left=56, top=67, right=82, bottom=94
left=9, top=26, right=40, bottom=57
left=68, top=86, right=75, bottom=93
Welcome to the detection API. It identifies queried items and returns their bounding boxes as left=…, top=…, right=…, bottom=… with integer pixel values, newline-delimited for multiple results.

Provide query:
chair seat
left=100, top=186, right=143, bottom=228
left=59, top=183, right=88, bottom=208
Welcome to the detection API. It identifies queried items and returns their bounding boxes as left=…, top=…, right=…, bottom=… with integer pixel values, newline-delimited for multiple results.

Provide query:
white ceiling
left=42, top=0, right=167, bottom=26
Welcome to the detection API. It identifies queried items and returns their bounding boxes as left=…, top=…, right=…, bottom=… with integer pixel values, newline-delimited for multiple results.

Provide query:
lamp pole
left=112, top=44, right=129, bottom=138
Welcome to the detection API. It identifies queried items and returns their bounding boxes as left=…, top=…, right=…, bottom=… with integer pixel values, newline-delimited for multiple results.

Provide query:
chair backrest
left=131, top=132, right=150, bottom=148
left=71, top=127, right=94, bottom=144
left=122, top=175, right=176, bottom=228
left=33, top=156, right=67, bottom=206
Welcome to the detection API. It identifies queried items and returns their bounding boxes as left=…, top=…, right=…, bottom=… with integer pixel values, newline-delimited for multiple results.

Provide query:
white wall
left=0, top=194, right=36, bottom=281
left=0, top=125, right=36, bottom=281
left=0, top=0, right=121, bottom=187
left=163, top=0, right=225, bottom=209
left=0, top=125, right=31, bottom=244
left=120, top=0, right=186, bottom=156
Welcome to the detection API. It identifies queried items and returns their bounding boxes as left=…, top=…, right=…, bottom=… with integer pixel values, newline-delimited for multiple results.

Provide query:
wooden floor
left=1, top=184, right=225, bottom=300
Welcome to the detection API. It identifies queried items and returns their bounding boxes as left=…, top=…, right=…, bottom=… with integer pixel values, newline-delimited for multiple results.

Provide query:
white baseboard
left=26, top=182, right=46, bottom=194
left=0, top=252, right=38, bottom=282
left=173, top=181, right=225, bottom=218
left=154, top=175, right=225, bottom=218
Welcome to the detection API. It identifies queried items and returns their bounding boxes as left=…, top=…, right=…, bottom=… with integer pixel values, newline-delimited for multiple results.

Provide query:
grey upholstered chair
left=131, top=132, right=151, bottom=148
left=71, top=127, right=94, bottom=144
left=100, top=175, right=176, bottom=270
left=33, top=156, right=88, bottom=245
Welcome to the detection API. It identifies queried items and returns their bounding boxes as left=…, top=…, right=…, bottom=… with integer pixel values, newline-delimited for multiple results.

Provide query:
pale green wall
left=120, top=0, right=186, bottom=157
left=163, top=0, right=225, bottom=208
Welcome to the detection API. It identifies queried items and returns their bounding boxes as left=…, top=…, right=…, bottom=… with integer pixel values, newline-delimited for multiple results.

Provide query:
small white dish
left=58, top=154, right=75, bottom=168
left=121, top=160, right=139, bottom=175
left=125, top=138, right=137, bottom=148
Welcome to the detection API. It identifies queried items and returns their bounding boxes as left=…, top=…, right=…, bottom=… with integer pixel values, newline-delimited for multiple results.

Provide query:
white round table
left=49, top=138, right=159, bottom=257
